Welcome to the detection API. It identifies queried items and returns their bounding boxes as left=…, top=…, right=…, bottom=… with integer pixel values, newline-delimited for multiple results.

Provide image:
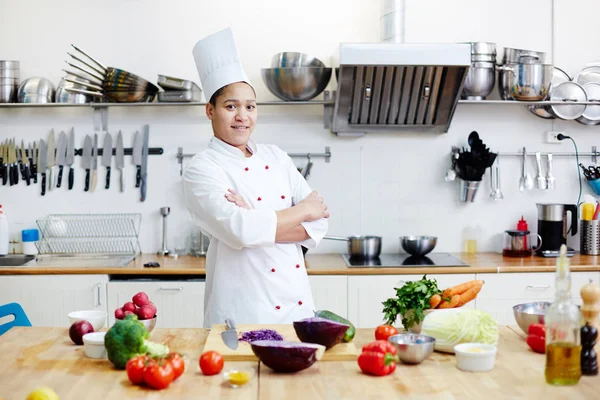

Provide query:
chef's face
left=206, top=82, right=257, bottom=152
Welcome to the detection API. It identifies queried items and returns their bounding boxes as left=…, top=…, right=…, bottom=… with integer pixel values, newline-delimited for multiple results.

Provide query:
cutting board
left=203, top=324, right=359, bottom=361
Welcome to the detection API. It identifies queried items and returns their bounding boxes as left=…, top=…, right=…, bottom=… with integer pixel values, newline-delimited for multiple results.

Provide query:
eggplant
left=250, top=340, right=325, bottom=372
left=293, top=316, right=349, bottom=349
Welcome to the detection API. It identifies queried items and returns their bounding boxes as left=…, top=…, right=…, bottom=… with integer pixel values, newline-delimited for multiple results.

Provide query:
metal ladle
left=519, top=147, right=534, bottom=191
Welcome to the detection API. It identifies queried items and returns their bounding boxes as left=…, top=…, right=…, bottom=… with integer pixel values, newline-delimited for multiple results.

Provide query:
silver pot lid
left=575, top=65, right=600, bottom=86
left=581, top=82, right=600, bottom=120
left=552, top=67, right=571, bottom=86
left=551, top=82, right=587, bottom=120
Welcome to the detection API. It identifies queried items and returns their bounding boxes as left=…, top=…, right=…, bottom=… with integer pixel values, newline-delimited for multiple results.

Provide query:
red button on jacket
left=298, top=301, right=303, bottom=305
left=275, top=305, right=281, bottom=310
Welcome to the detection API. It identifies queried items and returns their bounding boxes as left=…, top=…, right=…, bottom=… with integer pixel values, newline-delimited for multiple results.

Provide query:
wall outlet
left=545, top=131, right=564, bottom=144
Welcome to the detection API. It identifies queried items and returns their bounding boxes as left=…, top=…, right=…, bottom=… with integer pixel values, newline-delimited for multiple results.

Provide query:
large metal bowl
left=388, top=333, right=435, bottom=364
left=513, top=301, right=551, bottom=334
left=400, top=236, right=437, bottom=256
left=271, top=52, right=325, bottom=68
left=261, top=67, right=332, bottom=101
left=17, top=77, right=55, bottom=103
left=462, top=62, right=495, bottom=100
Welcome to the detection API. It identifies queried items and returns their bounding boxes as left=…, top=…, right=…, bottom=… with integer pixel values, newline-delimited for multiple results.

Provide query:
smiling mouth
left=231, top=126, right=249, bottom=131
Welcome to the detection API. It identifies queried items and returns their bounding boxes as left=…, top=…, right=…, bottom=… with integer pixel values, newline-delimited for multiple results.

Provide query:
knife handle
left=135, top=165, right=141, bottom=188
left=140, top=172, right=147, bottom=202
left=48, top=166, right=52, bottom=191
left=91, top=169, right=97, bottom=192
left=1, top=164, right=5, bottom=185
left=85, top=169, right=90, bottom=192
left=119, top=168, right=125, bottom=192
left=24, top=166, right=31, bottom=186
left=12, top=164, right=18, bottom=185
left=105, top=166, right=111, bottom=189
left=68, top=167, right=74, bottom=190
left=32, top=162, right=37, bottom=184
left=41, top=172, right=46, bottom=196
left=19, top=161, right=24, bottom=180
left=57, top=166, right=64, bottom=188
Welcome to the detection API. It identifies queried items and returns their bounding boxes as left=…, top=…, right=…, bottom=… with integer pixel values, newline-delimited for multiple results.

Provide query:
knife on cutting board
left=115, top=130, right=125, bottom=192
left=66, top=128, right=75, bottom=190
left=102, top=132, right=112, bottom=189
left=132, top=131, right=142, bottom=188
left=82, top=135, right=93, bottom=192
left=140, top=125, right=149, bottom=202
left=39, top=139, right=47, bottom=196
left=55, top=132, right=67, bottom=188
left=221, top=318, right=239, bottom=350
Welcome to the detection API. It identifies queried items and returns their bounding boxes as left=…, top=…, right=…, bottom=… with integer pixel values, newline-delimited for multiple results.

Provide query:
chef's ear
left=206, top=103, right=214, bottom=120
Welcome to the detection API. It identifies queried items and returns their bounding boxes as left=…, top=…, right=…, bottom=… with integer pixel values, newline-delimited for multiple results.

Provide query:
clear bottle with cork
left=544, top=244, right=583, bottom=385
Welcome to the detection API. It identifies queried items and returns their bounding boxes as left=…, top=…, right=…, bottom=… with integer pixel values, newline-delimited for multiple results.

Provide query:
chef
left=183, top=28, right=329, bottom=328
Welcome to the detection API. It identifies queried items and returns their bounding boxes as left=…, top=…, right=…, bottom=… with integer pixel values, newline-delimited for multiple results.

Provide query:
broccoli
left=104, top=314, right=169, bottom=369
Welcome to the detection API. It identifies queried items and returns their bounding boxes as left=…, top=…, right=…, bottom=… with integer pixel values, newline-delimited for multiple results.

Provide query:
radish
left=137, top=304, right=156, bottom=320
left=114, top=308, right=125, bottom=320
left=123, top=310, right=135, bottom=317
left=122, top=302, right=136, bottom=313
left=132, top=292, right=150, bottom=307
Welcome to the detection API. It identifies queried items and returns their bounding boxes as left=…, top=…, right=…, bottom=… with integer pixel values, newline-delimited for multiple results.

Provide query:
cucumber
left=314, top=310, right=356, bottom=342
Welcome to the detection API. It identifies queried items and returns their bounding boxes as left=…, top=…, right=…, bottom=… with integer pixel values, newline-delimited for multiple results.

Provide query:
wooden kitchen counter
left=1, top=326, right=598, bottom=400
left=2, top=252, right=600, bottom=275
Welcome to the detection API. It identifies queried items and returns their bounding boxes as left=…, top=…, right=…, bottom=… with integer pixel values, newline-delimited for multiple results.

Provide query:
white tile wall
left=1, top=0, right=599, bottom=254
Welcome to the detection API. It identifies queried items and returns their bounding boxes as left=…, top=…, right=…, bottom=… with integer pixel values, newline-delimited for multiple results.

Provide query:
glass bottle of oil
left=545, top=245, right=583, bottom=385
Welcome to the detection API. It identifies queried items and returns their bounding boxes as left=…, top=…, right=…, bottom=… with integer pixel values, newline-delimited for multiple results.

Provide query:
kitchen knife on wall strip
left=66, top=128, right=75, bottom=190
left=47, top=130, right=55, bottom=190
left=9, top=139, right=18, bottom=185
left=82, top=135, right=92, bottom=192
left=140, top=125, right=149, bottom=202
left=132, top=131, right=142, bottom=188
left=56, top=132, right=67, bottom=188
left=20, top=140, right=30, bottom=186
left=0, top=141, right=6, bottom=185
left=91, top=133, right=98, bottom=192
left=18, top=139, right=24, bottom=182
left=115, top=130, right=125, bottom=192
left=0, top=142, right=4, bottom=185
left=32, top=141, right=38, bottom=183
left=102, top=132, right=112, bottom=189
left=221, top=318, right=238, bottom=350
left=39, top=139, right=47, bottom=196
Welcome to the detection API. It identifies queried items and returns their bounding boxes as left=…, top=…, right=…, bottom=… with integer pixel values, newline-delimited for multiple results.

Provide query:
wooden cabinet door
left=0, top=275, right=108, bottom=327
left=107, top=280, right=205, bottom=328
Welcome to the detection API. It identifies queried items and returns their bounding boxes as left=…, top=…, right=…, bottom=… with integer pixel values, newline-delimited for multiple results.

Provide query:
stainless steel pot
left=323, top=235, right=382, bottom=258
left=462, top=62, right=495, bottom=100
left=528, top=67, right=571, bottom=119
left=501, top=47, right=546, bottom=64
left=497, top=63, right=553, bottom=101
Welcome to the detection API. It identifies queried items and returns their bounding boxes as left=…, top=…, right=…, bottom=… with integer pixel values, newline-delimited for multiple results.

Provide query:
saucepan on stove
left=323, top=235, right=382, bottom=258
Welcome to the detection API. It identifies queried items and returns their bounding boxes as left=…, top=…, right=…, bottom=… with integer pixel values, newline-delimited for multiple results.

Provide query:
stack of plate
left=0, top=61, right=19, bottom=103
left=157, top=75, right=202, bottom=102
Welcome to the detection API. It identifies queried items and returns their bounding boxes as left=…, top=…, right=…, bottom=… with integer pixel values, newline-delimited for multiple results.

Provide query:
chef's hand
left=298, top=191, right=329, bottom=221
left=225, top=189, right=251, bottom=210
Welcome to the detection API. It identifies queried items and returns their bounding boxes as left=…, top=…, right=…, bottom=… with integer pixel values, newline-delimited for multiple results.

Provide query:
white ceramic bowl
left=68, top=310, right=107, bottom=332
left=82, top=332, right=107, bottom=359
left=454, top=343, right=497, bottom=372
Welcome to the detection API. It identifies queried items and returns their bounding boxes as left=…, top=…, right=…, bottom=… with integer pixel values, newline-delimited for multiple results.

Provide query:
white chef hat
left=192, top=27, right=254, bottom=103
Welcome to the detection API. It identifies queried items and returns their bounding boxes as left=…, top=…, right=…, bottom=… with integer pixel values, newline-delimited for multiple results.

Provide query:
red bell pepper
left=358, top=340, right=398, bottom=376
left=526, top=323, right=546, bottom=354
left=362, top=340, right=397, bottom=355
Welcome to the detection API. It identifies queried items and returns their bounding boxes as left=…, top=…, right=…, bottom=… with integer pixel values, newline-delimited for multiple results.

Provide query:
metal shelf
left=459, top=100, right=600, bottom=106
left=0, top=100, right=334, bottom=108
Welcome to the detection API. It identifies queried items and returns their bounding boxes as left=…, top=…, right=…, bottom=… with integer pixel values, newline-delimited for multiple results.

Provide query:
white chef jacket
left=183, top=136, right=328, bottom=328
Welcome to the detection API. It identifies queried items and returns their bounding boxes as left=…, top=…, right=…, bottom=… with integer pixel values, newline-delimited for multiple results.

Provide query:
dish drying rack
left=34, top=213, right=142, bottom=267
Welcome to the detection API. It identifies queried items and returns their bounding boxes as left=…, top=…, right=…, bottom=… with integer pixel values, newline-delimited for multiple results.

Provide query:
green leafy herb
left=381, top=275, right=442, bottom=329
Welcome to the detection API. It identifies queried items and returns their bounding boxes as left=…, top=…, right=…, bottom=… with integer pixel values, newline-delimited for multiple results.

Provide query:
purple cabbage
left=239, top=329, right=284, bottom=343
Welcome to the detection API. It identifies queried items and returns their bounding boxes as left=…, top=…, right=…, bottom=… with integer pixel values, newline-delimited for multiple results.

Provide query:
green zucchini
left=314, top=310, right=356, bottom=342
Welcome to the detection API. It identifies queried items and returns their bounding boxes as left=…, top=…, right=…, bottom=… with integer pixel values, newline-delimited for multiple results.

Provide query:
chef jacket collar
left=209, top=135, right=257, bottom=159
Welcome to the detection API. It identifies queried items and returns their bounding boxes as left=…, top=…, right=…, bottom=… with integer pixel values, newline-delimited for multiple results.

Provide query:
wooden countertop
left=1, top=326, right=598, bottom=399
left=2, top=252, right=600, bottom=276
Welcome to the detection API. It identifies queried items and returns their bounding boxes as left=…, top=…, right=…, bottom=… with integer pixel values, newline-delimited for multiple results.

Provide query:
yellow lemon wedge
left=228, top=371, right=250, bottom=386
left=26, top=387, right=60, bottom=400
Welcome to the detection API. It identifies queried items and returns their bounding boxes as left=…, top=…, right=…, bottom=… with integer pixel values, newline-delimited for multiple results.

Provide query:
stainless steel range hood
left=331, top=43, right=471, bottom=136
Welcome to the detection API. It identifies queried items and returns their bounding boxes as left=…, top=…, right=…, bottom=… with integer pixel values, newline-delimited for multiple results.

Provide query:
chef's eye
left=246, top=105, right=255, bottom=111
left=226, top=104, right=236, bottom=110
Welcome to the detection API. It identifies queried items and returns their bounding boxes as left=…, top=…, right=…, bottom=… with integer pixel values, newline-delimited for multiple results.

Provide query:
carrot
left=444, top=280, right=484, bottom=297
left=455, top=284, right=483, bottom=307
left=429, top=294, right=442, bottom=309
left=438, top=294, right=460, bottom=309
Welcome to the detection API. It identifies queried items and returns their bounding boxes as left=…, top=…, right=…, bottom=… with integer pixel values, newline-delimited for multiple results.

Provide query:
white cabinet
left=0, top=275, right=108, bottom=327
left=475, top=272, right=599, bottom=325
left=347, top=274, right=476, bottom=329
left=309, top=276, right=348, bottom=318
left=107, top=280, right=205, bottom=329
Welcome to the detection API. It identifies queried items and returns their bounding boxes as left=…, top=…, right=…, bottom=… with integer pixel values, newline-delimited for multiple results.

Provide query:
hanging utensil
left=102, top=132, right=112, bottom=189
left=55, top=132, right=67, bottom=188
left=140, top=125, right=149, bottom=202
left=66, top=128, right=75, bottom=190
left=547, top=153, right=555, bottom=190
left=39, top=139, right=47, bottom=196
left=115, top=131, right=125, bottom=192
left=535, top=151, right=547, bottom=190
left=302, top=154, right=313, bottom=179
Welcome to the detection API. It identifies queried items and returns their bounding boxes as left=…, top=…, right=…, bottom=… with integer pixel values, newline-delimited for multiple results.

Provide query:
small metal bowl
left=388, top=333, right=435, bottom=364
left=400, top=236, right=437, bottom=256
left=513, top=302, right=551, bottom=334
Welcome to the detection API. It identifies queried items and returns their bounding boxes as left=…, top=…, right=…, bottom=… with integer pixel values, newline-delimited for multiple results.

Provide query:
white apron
left=183, top=136, right=328, bottom=328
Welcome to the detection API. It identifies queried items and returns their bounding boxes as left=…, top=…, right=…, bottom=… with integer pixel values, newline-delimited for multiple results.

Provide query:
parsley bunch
left=382, top=275, right=442, bottom=329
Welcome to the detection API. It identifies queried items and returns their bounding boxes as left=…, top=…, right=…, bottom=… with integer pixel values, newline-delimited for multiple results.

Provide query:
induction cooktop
left=342, top=253, right=468, bottom=268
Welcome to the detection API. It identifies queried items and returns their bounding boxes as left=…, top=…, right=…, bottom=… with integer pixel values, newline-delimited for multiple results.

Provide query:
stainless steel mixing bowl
left=400, top=236, right=438, bottom=256
left=17, top=77, right=55, bottom=103
left=513, top=301, right=551, bottom=334
left=388, top=333, right=435, bottom=364
left=261, top=67, right=332, bottom=101
left=270, top=52, right=325, bottom=68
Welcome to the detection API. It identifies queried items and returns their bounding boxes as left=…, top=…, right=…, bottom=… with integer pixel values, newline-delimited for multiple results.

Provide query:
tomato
left=166, top=352, right=185, bottom=380
left=143, top=359, right=174, bottom=390
left=126, top=355, right=149, bottom=385
left=374, top=325, right=398, bottom=341
left=199, top=350, right=224, bottom=376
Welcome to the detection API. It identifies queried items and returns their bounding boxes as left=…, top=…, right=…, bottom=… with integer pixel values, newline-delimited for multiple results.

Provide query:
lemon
left=26, top=387, right=59, bottom=400
left=228, top=371, right=250, bottom=386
